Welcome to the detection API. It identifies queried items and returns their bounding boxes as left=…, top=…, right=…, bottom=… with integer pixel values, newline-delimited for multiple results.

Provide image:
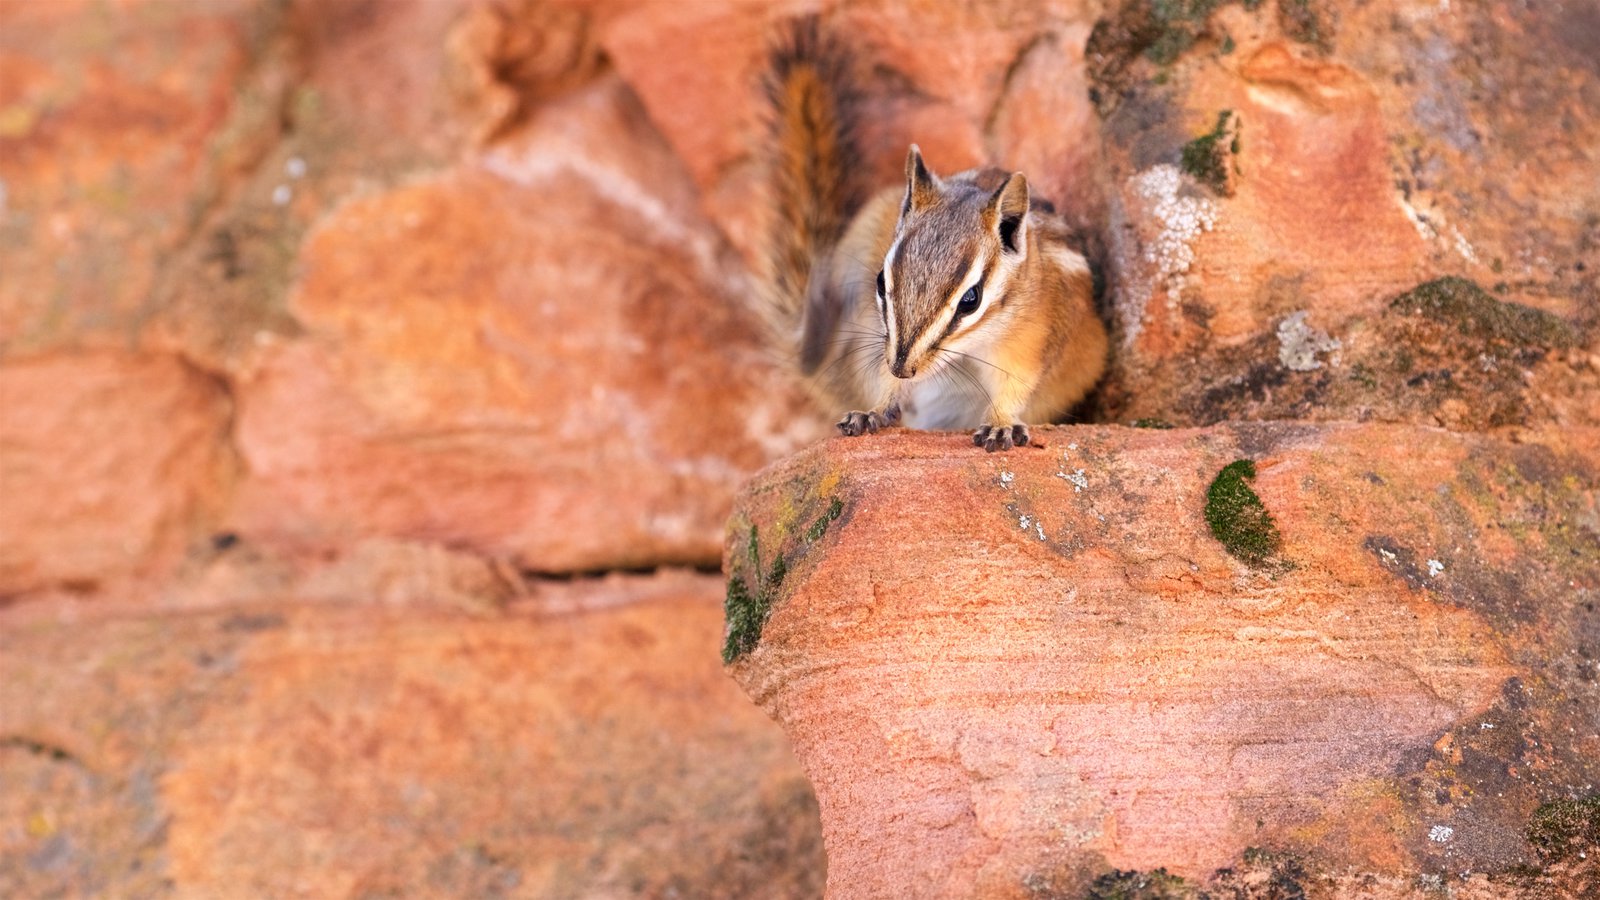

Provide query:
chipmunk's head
left=876, top=145, right=1031, bottom=380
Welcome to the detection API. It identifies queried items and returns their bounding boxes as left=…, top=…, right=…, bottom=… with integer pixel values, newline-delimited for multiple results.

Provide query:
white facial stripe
left=880, top=288, right=895, bottom=356
left=1044, top=244, right=1090, bottom=277
left=879, top=245, right=898, bottom=357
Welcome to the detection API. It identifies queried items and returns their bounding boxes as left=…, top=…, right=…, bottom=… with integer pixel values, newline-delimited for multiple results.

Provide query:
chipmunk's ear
left=902, top=145, right=939, bottom=215
left=987, top=172, right=1030, bottom=255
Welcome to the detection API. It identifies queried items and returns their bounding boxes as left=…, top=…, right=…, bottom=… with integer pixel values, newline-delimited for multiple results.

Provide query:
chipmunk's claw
left=837, top=409, right=887, bottom=437
left=972, top=423, right=1029, bottom=452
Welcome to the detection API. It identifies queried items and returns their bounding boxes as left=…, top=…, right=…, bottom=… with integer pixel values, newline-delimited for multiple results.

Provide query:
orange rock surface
left=0, top=352, right=234, bottom=597
left=1, top=2, right=823, bottom=580
left=0, top=573, right=822, bottom=898
left=0, top=0, right=262, bottom=353
left=1088, top=0, right=1599, bottom=430
left=1, top=3, right=832, bottom=891
left=228, top=76, right=819, bottom=572
left=727, top=424, right=1599, bottom=897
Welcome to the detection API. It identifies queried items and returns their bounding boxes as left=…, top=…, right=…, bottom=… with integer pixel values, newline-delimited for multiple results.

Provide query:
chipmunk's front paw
left=837, top=409, right=888, bottom=437
left=972, top=423, right=1030, bottom=452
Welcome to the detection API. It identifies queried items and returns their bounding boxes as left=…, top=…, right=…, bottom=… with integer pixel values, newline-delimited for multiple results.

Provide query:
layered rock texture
left=727, top=425, right=1598, bottom=897
left=1, top=573, right=822, bottom=898
left=2, top=0, right=1597, bottom=896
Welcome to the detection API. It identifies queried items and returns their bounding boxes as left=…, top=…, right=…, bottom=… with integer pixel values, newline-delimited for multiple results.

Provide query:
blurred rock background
left=1, top=0, right=840, bottom=895
left=0, top=0, right=1596, bottom=897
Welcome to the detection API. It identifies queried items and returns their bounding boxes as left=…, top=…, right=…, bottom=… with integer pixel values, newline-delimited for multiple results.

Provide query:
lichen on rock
left=1276, top=310, right=1341, bottom=371
left=1087, top=0, right=1329, bottom=105
left=722, top=524, right=779, bottom=664
left=803, top=497, right=844, bottom=543
left=722, top=549, right=766, bottom=665
left=1124, top=163, right=1219, bottom=341
left=1276, top=0, right=1335, bottom=50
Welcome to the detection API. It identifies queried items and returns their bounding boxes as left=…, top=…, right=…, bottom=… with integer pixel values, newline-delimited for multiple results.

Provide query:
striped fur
left=761, top=21, right=1108, bottom=448
left=762, top=17, right=865, bottom=370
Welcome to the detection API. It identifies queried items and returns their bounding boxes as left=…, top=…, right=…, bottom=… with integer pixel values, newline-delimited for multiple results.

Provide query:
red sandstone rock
left=0, top=352, right=233, bottom=597
left=0, top=573, right=823, bottom=898
left=0, top=0, right=516, bottom=362
left=138, top=0, right=490, bottom=369
left=1100, top=37, right=1428, bottom=361
left=228, top=76, right=822, bottom=572
left=0, top=0, right=263, bottom=354
left=447, top=0, right=607, bottom=145
left=3, top=3, right=831, bottom=585
left=984, top=22, right=1109, bottom=239
left=1087, top=0, right=1599, bottom=429
left=1338, top=1, right=1600, bottom=323
left=726, top=424, right=1600, bottom=897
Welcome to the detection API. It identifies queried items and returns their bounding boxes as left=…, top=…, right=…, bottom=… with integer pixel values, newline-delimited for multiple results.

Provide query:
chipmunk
left=760, top=19, right=1108, bottom=452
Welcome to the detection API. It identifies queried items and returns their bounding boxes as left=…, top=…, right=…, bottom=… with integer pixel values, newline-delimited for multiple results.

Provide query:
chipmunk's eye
left=955, top=284, right=981, bottom=317
left=876, top=269, right=886, bottom=298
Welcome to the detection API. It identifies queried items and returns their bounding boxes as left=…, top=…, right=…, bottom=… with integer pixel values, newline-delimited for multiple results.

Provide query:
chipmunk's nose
left=890, top=347, right=915, bottom=379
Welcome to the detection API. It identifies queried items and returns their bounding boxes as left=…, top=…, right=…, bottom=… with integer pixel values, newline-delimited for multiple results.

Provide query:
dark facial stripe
left=935, top=258, right=973, bottom=325
left=897, top=254, right=975, bottom=353
left=935, top=256, right=996, bottom=345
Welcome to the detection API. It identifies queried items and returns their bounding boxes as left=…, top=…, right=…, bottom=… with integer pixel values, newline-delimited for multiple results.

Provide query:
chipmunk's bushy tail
left=761, top=17, right=867, bottom=349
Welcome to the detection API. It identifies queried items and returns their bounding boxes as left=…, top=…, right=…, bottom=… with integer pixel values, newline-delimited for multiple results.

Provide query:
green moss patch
left=722, top=569, right=765, bottom=666
left=723, top=496, right=846, bottom=664
left=804, top=496, right=844, bottom=542
left=1093, top=0, right=1316, bottom=73
left=1390, top=276, right=1577, bottom=349
left=1205, top=459, right=1283, bottom=566
left=722, top=524, right=772, bottom=664
left=1527, top=796, right=1600, bottom=864
left=1132, top=417, right=1176, bottom=429
left=1228, top=847, right=1309, bottom=898
left=1277, top=0, right=1334, bottom=49
left=1144, top=0, right=1228, bottom=65
left=1180, top=109, right=1240, bottom=194
left=1086, top=867, right=1189, bottom=899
